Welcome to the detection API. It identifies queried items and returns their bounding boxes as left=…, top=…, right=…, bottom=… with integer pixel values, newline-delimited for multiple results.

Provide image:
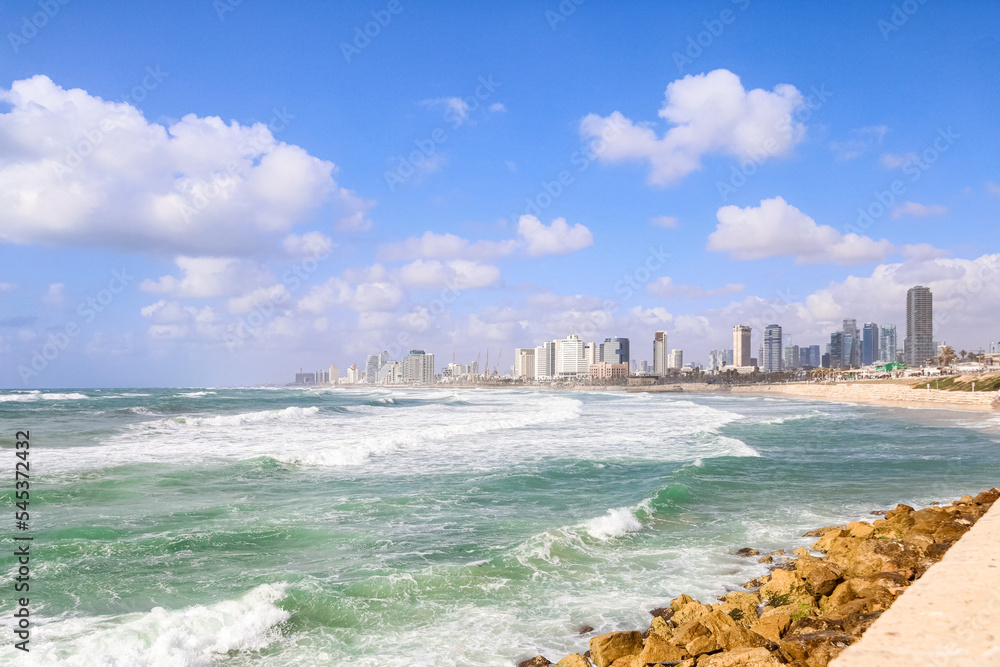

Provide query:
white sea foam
left=18, top=583, right=289, bottom=666
left=176, top=391, right=217, bottom=397
left=181, top=405, right=320, bottom=427
left=584, top=507, right=643, bottom=540
left=0, top=391, right=88, bottom=402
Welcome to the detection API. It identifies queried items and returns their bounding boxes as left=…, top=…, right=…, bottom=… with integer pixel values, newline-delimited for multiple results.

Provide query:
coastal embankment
left=518, top=489, right=1000, bottom=667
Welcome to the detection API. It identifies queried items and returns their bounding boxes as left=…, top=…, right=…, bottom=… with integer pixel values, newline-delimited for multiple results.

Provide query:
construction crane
left=494, top=348, right=502, bottom=375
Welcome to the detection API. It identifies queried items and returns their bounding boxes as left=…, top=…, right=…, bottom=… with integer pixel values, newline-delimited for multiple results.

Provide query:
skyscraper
left=905, top=286, right=934, bottom=366
left=514, top=348, right=536, bottom=379
left=365, top=354, right=379, bottom=383
left=601, top=337, right=630, bottom=365
left=653, top=331, right=668, bottom=377
left=733, top=325, right=751, bottom=367
left=843, top=319, right=860, bottom=367
left=763, top=324, right=783, bottom=373
left=556, top=333, right=588, bottom=378
left=535, top=341, right=556, bottom=380
left=862, top=323, right=879, bottom=366
left=808, top=344, right=820, bottom=368
left=830, top=331, right=844, bottom=368
left=879, top=324, right=897, bottom=363
left=668, top=349, right=683, bottom=369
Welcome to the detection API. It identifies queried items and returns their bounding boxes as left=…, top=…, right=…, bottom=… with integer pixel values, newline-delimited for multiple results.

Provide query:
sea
left=0, top=387, right=998, bottom=666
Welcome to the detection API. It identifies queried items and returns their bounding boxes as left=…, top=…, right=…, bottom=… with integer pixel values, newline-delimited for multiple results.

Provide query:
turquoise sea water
left=0, top=387, right=997, bottom=666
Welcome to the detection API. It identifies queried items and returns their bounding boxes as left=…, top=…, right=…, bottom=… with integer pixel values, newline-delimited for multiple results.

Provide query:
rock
left=672, top=619, right=711, bottom=647
left=698, top=647, right=784, bottom=666
left=795, top=559, right=843, bottom=597
left=671, top=597, right=713, bottom=625
left=810, top=528, right=848, bottom=552
left=648, top=607, right=674, bottom=621
left=648, top=615, right=672, bottom=638
left=959, top=494, right=975, bottom=504
left=769, top=550, right=786, bottom=556
left=802, top=525, right=846, bottom=538
left=589, top=631, right=642, bottom=667
left=636, top=632, right=687, bottom=662
left=736, top=547, right=761, bottom=557
left=577, top=625, right=595, bottom=635
left=869, top=510, right=887, bottom=516
left=717, top=591, right=761, bottom=628
left=792, top=547, right=811, bottom=558
left=974, top=488, right=1000, bottom=505
left=759, top=569, right=814, bottom=612
left=555, top=655, right=590, bottom=667
left=518, top=657, right=552, bottom=667
left=779, top=629, right=855, bottom=665
left=885, top=503, right=914, bottom=519
left=758, top=555, right=773, bottom=564
left=608, top=657, right=640, bottom=667
left=841, top=610, right=883, bottom=637
left=743, top=578, right=761, bottom=590
left=750, top=609, right=792, bottom=643
left=847, top=521, right=874, bottom=539
left=823, top=535, right=921, bottom=579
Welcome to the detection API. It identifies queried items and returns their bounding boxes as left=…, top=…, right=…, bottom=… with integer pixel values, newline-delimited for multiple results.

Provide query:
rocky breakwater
left=518, top=488, right=999, bottom=667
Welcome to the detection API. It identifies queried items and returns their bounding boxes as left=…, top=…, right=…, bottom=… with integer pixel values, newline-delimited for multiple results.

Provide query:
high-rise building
left=555, top=334, right=589, bottom=377
left=668, top=349, right=683, bottom=369
left=763, top=324, right=783, bottom=373
left=402, top=350, right=435, bottom=383
left=843, top=319, right=860, bottom=367
left=862, top=323, right=879, bottom=366
left=784, top=344, right=800, bottom=370
left=708, top=349, right=731, bottom=371
left=346, top=363, right=361, bottom=384
left=879, top=324, right=897, bottom=363
left=329, top=365, right=339, bottom=382
left=514, top=348, right=536, bottom=380
left=535, top=341, right=556, bottom=380
left=733, top=325, right=751, bottom=367
left=365, top=354, right=379, bottom=383
left=653, top=331, right=668, bottom=377
left=905, top=286, right=934, bottom=366
left=830, top=331, right=844, bottom=368
left=601, top=337, right=630, bottom=365
left=583, top=341, right=599, bottom=367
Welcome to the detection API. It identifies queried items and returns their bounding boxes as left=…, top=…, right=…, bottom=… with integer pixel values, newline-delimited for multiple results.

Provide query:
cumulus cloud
left=829, top=125, right=889, bottom=161
left=579, top=69, right=808, bottom=186
left=0, top=75, right=372, bottom=255
left=227, top=285, right=291, bottom=315
left=282, top=232, right=334, bottom=258
left=647, top=277, right=744, bottom=299
left=297, top=277, right=353, bottom=314
left=379, top=231, right=517, bottom=262
left=891, top=201, right=948, bottom=219
left=517, top=215, right=593, bottom=257
left=396, top=260, right=501, bottom=289
left=379, top=216, right=592, bottom=261
left=986, top=181, right=1000, bottom=197
left=880, top=152, right=918, bottom=169
left=707, top=196, right=895, bottom=265
left=140, top=257, right=272, bottom=298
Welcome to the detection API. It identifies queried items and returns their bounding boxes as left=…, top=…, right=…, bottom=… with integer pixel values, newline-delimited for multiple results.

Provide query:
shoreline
left=520, top=489, right=1000, bottom=667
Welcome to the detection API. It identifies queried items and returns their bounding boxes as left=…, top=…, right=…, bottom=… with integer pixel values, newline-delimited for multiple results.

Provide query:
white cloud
left=282, top=232, right=333, bottom=258
left=140, top=257, right=272, bottom=298
left=489, top=103, right=506, bottom=113
left=0, top=283, right=15, bottom=293
left=708, top=196, right=895, bottom=265
left=42, top=283, right=65, bottom=306
left=0, top=75, right=372, bottom=255
left=396, top=260, right=501, bottom=289
left=829, top=125, right=889, bottom=161
left=579, top=69, right=808, bottom=186
left=650, top=215, right=679, bottom=228
left=517, top=215, right=593, bottom=257
left=351, top=282, right=404, bottom=312
left=891, top=201, right=948, bottom=219
left=297, top=278, right=353, bottom=314
left=227, top=285, right=291, bottom=315
left=423, top=97, right=470, bottom=125
left=379, top=231, right=517, bottom=262
left=986, top=181, right=1000, bottom=197
left=880, top=152, right=918, bottom=169
left=647, top=277, right=744, bottom=299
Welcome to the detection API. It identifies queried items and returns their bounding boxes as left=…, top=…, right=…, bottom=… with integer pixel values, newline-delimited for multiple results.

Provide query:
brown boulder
left=518, top=657, right=552, bottom=667
left=717, top=591, right=761, bottom=628
left=648, top=606, right=674, bottom=621
left=736, top=547, right=761, bottom=556
left=636, top=632, right=687, bottom=663
left=974, top=488, right=1000, bottom=505
left=779, top=629, right=855, bottom=665
left=847, top=521, right=874, bottom=539
left=698, top=647, right=784, bottom=666
left=885, top=503, right=914, bottom=519
left=589, top=631, right=642, bottom=667
left=750, top=610, right=792, bottom=643
left=671, top=597, right=713, bottom=625
left=810, top=528, right=848, bottom=553
left=554, top=655, right=590, bottom=667
left=795, top=559, right=843, bottom=597
left=841, top=610, right=883, bottom=637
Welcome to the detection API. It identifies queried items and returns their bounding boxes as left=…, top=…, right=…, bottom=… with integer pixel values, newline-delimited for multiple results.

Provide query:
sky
left=1, top=0, right=999, bottom=387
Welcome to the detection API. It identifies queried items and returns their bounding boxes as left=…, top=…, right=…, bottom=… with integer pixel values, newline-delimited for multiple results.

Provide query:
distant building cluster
left=290, top=284, right=983, bottom=386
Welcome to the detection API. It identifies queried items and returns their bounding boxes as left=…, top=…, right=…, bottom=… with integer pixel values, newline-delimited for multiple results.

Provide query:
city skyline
left=2, top=2, right=1000, bottom=387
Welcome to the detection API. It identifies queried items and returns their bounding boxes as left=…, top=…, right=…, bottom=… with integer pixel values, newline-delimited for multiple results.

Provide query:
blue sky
left=1, top=0, right=999, bottom=387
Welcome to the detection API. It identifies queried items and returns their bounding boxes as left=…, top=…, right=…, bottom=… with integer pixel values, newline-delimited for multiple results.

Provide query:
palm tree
left=935, top=345, right=957, bottom=368
left=960, top=349, right=968, bottom=361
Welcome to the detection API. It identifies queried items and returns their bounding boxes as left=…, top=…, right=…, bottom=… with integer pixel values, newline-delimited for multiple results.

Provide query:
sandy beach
left=723, top=380, right=999, bottom=412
